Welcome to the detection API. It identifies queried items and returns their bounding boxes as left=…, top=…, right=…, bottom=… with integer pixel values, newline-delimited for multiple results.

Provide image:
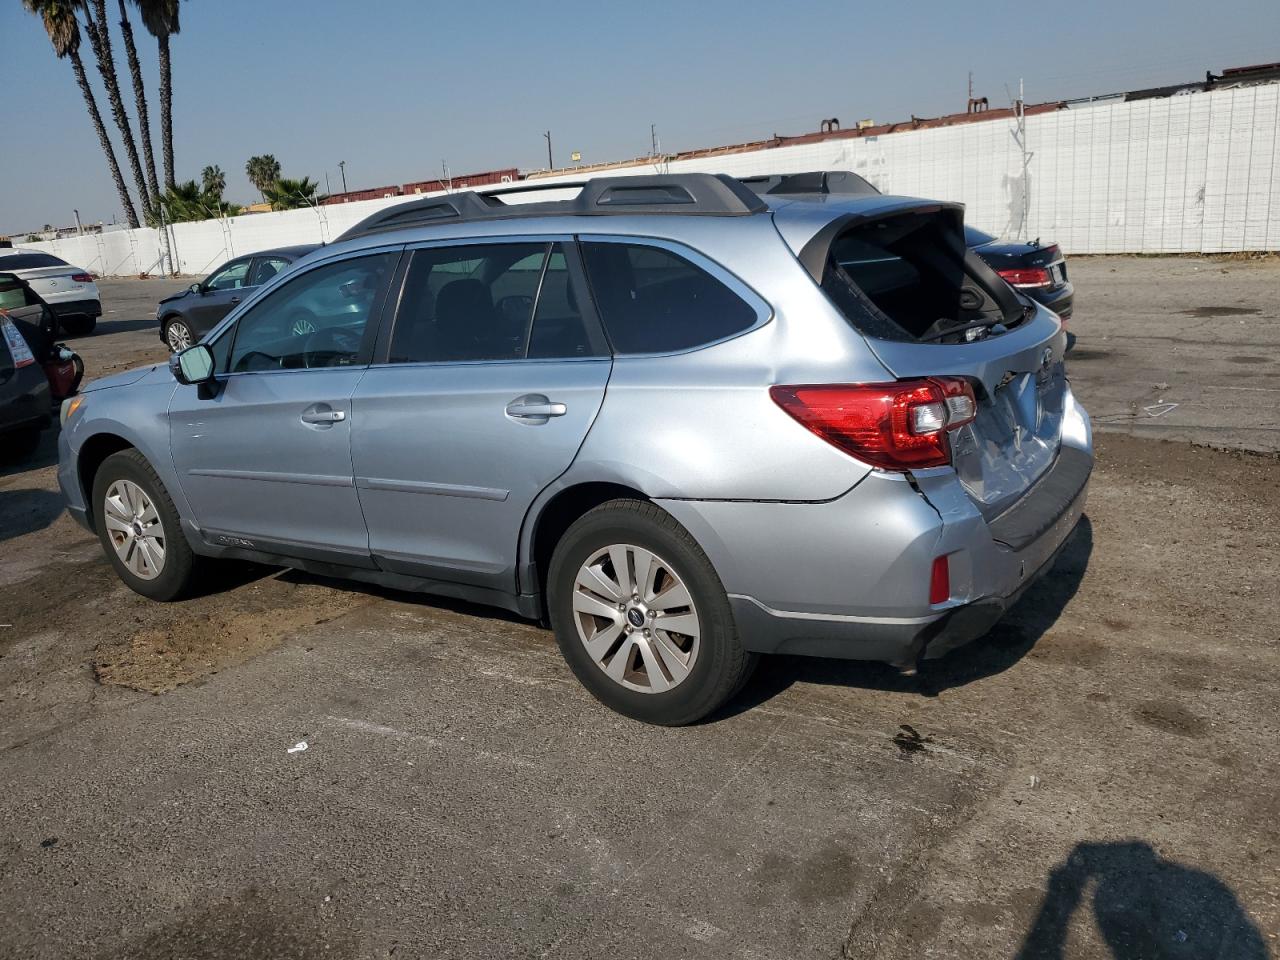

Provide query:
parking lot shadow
left=0, top=488, right=65, bottom=543
left=1015, top=840, right=1271, bottom=959
left=76, top=318, right=159, bottom=337
left=715, top=516, right=1094, bottom=718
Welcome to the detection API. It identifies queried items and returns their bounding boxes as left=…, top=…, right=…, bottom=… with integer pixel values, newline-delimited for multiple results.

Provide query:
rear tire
left=164, top=318, right=194, bottom=352
left=548, top=499, right=756, bottom=725
left=92, top=449, right=198, bottom=601
left=59, top=315, right=96, bottom=337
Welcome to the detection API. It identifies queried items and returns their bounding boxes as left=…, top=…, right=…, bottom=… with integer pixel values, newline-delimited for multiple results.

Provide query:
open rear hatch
left=805, top=203, right=1070, bottom=519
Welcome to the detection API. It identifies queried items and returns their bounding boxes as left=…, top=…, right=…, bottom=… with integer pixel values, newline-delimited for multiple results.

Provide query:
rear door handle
left=505, top=394, right=567, bottom=422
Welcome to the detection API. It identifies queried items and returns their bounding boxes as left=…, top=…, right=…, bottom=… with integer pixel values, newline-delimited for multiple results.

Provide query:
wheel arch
left=77, top=432, right=137, bottom=530
left=522, top=480, right=652, bottom=613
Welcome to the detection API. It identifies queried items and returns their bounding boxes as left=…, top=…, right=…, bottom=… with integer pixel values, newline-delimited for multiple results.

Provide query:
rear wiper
left=919, top=320, right=1007, bottom=343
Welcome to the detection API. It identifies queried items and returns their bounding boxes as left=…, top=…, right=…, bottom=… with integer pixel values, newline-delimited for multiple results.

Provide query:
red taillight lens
left=71, top=273, right=94, bottom=283
left=996, top=267, right=1051, bottom=289
left=769, top=378, right=978, bottom=471
left=929, top=555, right=951, bottom=604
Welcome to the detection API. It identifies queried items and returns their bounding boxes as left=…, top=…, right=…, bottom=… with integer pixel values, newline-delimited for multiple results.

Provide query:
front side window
left=205, top=260, right=251, bottom=291
left=227, top=252, right=395, bottom=373
left=580, top=241, right=757, bottom=354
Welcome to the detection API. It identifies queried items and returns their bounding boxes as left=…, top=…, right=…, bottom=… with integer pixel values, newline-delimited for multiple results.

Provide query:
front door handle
left=505, top=394, right=567, bottom=423
left=229, top=296, right=241, bottom=304
left=301, top=404, right=346, bottom=426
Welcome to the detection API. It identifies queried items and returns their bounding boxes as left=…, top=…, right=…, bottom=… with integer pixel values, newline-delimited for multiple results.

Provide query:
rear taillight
left=769, top=378, right=978, bottom=471
left=71, top=273, right=94, bottom=283
left=996, top=267, right=1051, bottom=289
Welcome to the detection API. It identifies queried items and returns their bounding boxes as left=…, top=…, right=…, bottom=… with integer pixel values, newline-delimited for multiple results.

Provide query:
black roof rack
left=738, top=170, right=881, bottom=198
left=336, top=173, right=767, bottom=242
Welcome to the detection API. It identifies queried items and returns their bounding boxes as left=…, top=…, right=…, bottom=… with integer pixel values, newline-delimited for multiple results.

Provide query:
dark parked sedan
left=0, top=273, right=53, bottom=459
left=965, top=226, right=1074, bottom=321
left=156, top=244, right=319, bottom=351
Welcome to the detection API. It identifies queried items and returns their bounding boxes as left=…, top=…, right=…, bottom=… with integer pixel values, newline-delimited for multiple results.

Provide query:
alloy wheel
left=102, top=479, right=166, bottom=580
left=166, top=322, right=192, bottom=352
left=571, top=543, right=700, bottom=693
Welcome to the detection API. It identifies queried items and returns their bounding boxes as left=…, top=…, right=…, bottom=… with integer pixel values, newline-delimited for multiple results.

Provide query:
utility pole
left=324, top=171, right=332, bottom=196
left=543, top=131, right=553, bottom=171
left=73, top=209, right=84, bottom=236
left=1005, top=78, right=1033, bottom=239
left=338, top=160, right=348, bottom=193
left=651, top=123, right=659, bottom=157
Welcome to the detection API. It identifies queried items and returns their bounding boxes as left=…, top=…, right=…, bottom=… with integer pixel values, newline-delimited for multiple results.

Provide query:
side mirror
left=189, top=281, right=204, bottom=295
left=170, top=343, right=216, bottom=385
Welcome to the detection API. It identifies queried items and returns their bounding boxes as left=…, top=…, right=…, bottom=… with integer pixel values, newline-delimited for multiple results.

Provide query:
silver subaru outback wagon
left=57, top=173, right=1091, bottom=725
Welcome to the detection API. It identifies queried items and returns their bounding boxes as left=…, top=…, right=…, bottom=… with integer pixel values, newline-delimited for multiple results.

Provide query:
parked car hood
left=157, top=288, right=194, bottom=307
left=82, top=363, right=167, bottom=393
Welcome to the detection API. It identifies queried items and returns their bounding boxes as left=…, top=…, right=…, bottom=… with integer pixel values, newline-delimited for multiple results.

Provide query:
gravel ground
left=0, top=260, right=1276, bottom=959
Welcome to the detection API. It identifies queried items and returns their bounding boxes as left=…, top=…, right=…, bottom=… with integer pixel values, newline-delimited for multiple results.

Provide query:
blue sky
left=5, top=0, right=1279, bottom=234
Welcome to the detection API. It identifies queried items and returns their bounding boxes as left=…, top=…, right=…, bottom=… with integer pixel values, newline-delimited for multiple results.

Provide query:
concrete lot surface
left=0, top=258, right=1277, bottom=959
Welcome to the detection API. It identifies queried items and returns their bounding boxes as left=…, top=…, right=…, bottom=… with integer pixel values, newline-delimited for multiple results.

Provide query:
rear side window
left=390, top=242, right=545, bottom=363
left=580, top=242, right=757, bottom=354
left=390, top=242, right=601, bottom=363
left=0, top=253, right=67, bottom=269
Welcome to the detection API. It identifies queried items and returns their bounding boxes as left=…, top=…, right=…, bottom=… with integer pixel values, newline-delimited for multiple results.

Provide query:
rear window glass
left=0, top=252, right=67, bottom=269
left=964, top=225, right=998, bottom=246
left=821, top=214, right=1020, bottom=344
left=581, top=242, right=757, bottom=354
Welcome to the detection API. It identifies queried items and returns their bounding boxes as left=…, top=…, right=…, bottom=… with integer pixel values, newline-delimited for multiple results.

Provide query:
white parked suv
left=0, top=248, right=101, bottom=335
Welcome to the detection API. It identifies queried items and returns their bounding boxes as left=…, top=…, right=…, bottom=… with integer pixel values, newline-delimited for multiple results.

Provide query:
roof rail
left=738, top=170, right=881, bottom=198
left=336, top=173, right=768, bottom=242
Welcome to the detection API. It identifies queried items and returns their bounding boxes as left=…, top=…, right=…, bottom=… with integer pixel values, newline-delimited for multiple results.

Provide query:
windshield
left=0, top=252, right=68, bottom=269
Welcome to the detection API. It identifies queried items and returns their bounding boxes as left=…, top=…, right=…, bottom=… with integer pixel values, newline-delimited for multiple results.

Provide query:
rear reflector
left=770, top=378, right=978, bottom=471
left=71, top=273, right=94, bottom=283
left=929, top=555, right=951, bottom=605
left=997, top=267, right=1051, bottom=289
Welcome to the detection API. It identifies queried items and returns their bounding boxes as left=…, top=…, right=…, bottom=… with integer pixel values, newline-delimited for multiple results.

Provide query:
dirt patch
left=1178, top=305, right=1260, bottom=317
left=1227, top=354, right=1269, bottom=363
left=1064, top=348, right=1109, bottom=361
left=1133, top=699, right=1210, bottom=738
left=90, top=579, right=371, bottom=694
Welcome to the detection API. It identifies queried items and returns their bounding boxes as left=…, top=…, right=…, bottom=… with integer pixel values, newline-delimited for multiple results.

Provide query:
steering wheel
left=289, top=309, right=318, bottom=337
left=302, top=326, right=361, bottom=368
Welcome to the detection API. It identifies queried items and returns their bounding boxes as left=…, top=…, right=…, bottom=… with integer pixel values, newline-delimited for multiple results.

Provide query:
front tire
left=92, top=449, right=198, bottom=601
left=164, top=317, right=194, bottom=352
left=548, top=499, right=756, bottom=725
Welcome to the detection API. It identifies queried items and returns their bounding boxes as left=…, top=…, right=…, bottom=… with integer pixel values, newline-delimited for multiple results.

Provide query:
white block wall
left=26, top=83, right=1280, bottom=275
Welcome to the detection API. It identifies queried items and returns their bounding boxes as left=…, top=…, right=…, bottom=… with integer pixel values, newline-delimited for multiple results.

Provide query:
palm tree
left=80, top=0, right=154, bottom=212
left=200, top=164, right=226, bottom=199
left=158, top=179, right=240, bottom=222
left=116, top=0, right=160, bottom=202
left=263, top=176, right=323, bottom=211
left=133, top=0, right=180, bottom=190
left=245, top=155, right=281, bottom=202
left=22, top=0, right=139, bottom=226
